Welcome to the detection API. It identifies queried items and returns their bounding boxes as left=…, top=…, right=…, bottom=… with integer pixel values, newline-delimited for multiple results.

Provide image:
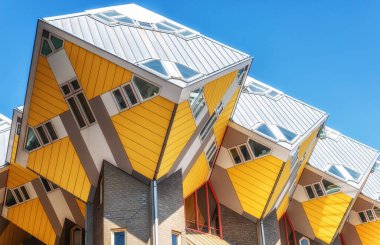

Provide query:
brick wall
left=220, top=204, right=259, bottom=245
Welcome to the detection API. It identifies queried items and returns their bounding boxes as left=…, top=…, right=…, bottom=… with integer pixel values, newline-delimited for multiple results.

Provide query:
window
left=36, top=126, right=49, bottom=145
left=189, top=88, right=206, bottom=120
left=256, top=124, right=276, bottom=139
left=45, top=122, right=58, bottom=141
left=40, top=30, right=64, bottom=56
left=5, top=185, right=31, bottom=208
left=178, top=29, right=195, bottom=38
left=133, top=76, right=160, bottom=101
left=254, top=123, right=299, bottom=144
left=61, top=80, right=96, bottom=128
left=94, top=11, right=135, bottom=26
left=326, top=164, right=362, bottom=183
left=175, top=63, right=200, bottom=80
left=155, top=22, right=176, bottom=31
left=248, top=139, right=271, bottom=158
left=277, top=126, right=298, bottom=142
left=374, top=206, right=380, bottom=219
left=366, top=210, right=375, bottom=221
left=16, top=117, right=22, bottom=135
left=358, top=209, right=377, bottom=224
left=112, top=229, right=126, bottom=245
left=115, top=16, right=134, bottom=25
left=138, top=21, right=153, bottom=29
left=358, top=211, right=367, bottom=223
left=5, top=190, right=17, bottom=207
left=322, top=179, right=340, bottom=195
left=30, top=121, right=58, bottom=148
left=171, top=231, right=180, bottom=245
left=229, top=147, right=242, bottom=165
left=205, top=141, right=218, bottom=169
left=123, top=83, right=139, bottom=106
left=317, top=124, right=327, bottom=139
left=239, top=144, right=252, bottom=161
left=112, top=89, right=128, bottom=110
left=25, top=127, right=41, bottom=151
left=141, top=60, right=169, bottom=77
left=305, top=179, right=341, bottom=200
left=313, top=183, right=324, bottom=197
left=199, top=112, right=217, bottom=141
left=236, top=66, right=249, bottom=85
left=70, top=225, right=82, bottom=245
left=245, top=80, right=283, bottom=99
left=299, top=237, right=310, bottom=245
left=291, top=147, right=300, bottom=169
left=40, top=177, right=59, bottom=193
left=305, top=186, right=315, bottom=199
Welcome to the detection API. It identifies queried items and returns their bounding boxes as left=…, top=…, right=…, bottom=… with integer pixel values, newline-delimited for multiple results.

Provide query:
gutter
left=151, top=180, right=159, bottom=245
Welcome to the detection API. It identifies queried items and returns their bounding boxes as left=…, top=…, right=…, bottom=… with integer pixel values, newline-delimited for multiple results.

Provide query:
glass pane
left=171, top=233, right=178, bottom=245
left=20, top=186, right=30, bottom=200
left=50, top=35, right=63, bottom=50
left=327, top=165, right=346, bottom=181
left=77, top=93, right=96, bottom=124
left=268, top=90, right=279, bottom=98
left=175, top=63, right=200, bottom=80
left=300, top=239, right=310, bottom=245
left=25, top=127, right=41, bottom=151
left=138, top=21, right=153, bottom=28
left=161, top=21, right=181, bottom=30
left=123, top=84, right=139, bottom=105
left=94, top=13, right=115, bottom=23
left=45, top=122, right=58, bottom=141
left=239, top=145, right=252, bottom=161
left=103, top=10, right=120, bottom=17
left=68, top=97, right=86, bottom=128
left=197, top=185, right=208, bottom=233
left=206, top=143, right=217, bottom=168
left=277, top=126, right=297, bottom=142
left=114, top=231, right=125, bottom=245
left=156, top=23, right=175, bottom=32
left=70, top=80, right=81, bottom=91
left=322, top=179, right=340, bottom=195
left=61, top=84, right=71, bottom=96
left=41, top=39, right=53, bottom=56
left=373, top=207, right=380, bottom=219
left=229, top=148, right=242, bottom=164
left=247, top=82, right=268, bottom=93
left=133, top=77, right=160, bottom=100
left=41, top=178, right=52, bottom=192
left=200, top=113, right=217, bottom=141
left=113, top=89, right=128, bottom=110
left=248, top=139, right=271, bottom=158
left=305, top=186, right=315, bottom=199
left=13, top=189, right=23, bottom=203
left=115, top=16, right=134, bottom=24
left=208, top=184, right=220, bottom=236
left=178, top=29, right=195, bottom=37
left=36, top=126, right=49, bottom=145
left=184, top=193, right=196, bottom=229
left=366, top=210, right=375, bottom=221
left=343, top=166, right=361, bottom=182
left=256, top=124, right=277, bottom=139
left=313, top=183, right=324, bottom=197
left=5, top=190, right=17, bottom=207
left=142, top=60, right=168, bottom=76
left=359, top=212, right=367, bottom=223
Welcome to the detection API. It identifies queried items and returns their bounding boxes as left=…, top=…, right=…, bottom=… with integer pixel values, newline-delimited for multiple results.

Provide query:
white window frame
left=205, top=141, right=218, bottom=169
left=40, top=177, right=59, bottom=193
left=35, top=121, right=58, bottom=145
left=111, top=87, right=130, bottom=112
left=92, top=11, right=136, bottom=27
left=40, top=33, right=65, bottom=57
left=228, top=146, right=244, bottom=165
left=304, top=182, right=325, bottom=200
left=131, top=75, right=161, bottom=103
left=189, top=87, right=207, bottom=121
left=325, top=164, right=363, bottom=183
left=247, top=138, right=272, bottom=160
left=24, top=126, right=42, bottom=152
left=122, top=82, right=141, bottom=108
left=140, top=59, right=170, bottom=79
left=237, top=143, right=253, bottom=162
left=111, top=228, right=127, bottom=245
left=171, top=230, right=181, bottom=245
left=4, top=185, right=31, bottom=208
left=373, top=206, right=380, bottom=220
left=299, top=237, right=310, bottom=245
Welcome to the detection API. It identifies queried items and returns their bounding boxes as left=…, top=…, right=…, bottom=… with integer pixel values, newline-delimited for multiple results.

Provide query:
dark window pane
left=68, top=97, right=86, bottom=128
left=359, top=212, right=367, bottom=223
left=123, top=84, right=139, bottom=105
left=248, top=139, right=271, bottom=158
left=13, top=188, right=23, bottom=202
left=45, top=122, right=58, bottom=141
left=200, top=113, right=217, bottom=141
left=61, top=84, right=71, bottom=96
left=16, top=123, right=21, bottom=135
left=322, top=179, right=340, bottom=195
left=50, top=35, right=63, bottom=50
left=41, top=39, right=53, bottom=56
left=25, top=127, right=41, bottom=151
left=313, top=183, right=324, bottom=197
left=208, top=184, right=220, bottom=236
left=374, top=207, right=380, bottom=219
left=5, top=190, right=17, bottom=207
left=239, top=144, right=252, bottom=161
left=41, top=178, right=52, bottom=192
left=229, top=148, right=242, bottom=164
left=36, top=126, right=49, bottom=145
left=20, top=186, right=30, bottom=200
left=305, top=186, right=315, bottom=199
left=197, top=185, right=208, bottom=233
left=366, top=210, right=375, bottom=221
left=70, top=80, right=81, bottom=91
left=133, top=76, right=159, bottom=100
left=113, top=89, right=128, bottom=110
left=77, top=93, right=96, bottom=124
left=42, top=29, right=50, bottom=38
left=51, top=182, right=59, bottom=190
left=114, top=231, right=125, bottom=245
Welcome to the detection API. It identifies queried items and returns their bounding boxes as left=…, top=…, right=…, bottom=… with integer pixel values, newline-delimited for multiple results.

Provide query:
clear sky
left=0, top=0, right=379, bottom=149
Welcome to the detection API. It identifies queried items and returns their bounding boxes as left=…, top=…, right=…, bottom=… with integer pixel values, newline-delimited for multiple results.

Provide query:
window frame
left=237, top=143, right=253, bottom=162
left=40, top=32, right=64, bottom=57
left=304, top=179, right=341, bottom=200
left=189, top=87, right=207, bottom=121
left=24, top=126, right=42, bottom=152
left=140, top=59, right=170, bottom=79
left=299, top=237, right=310, bottom=245
left=111, top=87, right=130, bottom=112
left=70, top=225, right=83, bottom=245
left=325, top=164, right=363, bottom=183
left=122, top=82, right=141, bottom=108
left=247, top=138, right=271, bottom=159
left=205, top=141, right=218, bottom=169
left=111, top=228, right=127, bottom=245
left=40, top=177, right=59, bottom=193
left=34, top=121, right=59, bottom=146
left=131, top=75, right=161, bottom=103
left=171, top=231, right=181, bottom=245
left=228, top=146, right=243, bottom=165
left=4, top=185, right=31, bottom=208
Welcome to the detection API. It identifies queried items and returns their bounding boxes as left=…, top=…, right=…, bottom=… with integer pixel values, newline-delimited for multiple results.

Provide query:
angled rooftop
left=361, top=155, right=380, bottom=202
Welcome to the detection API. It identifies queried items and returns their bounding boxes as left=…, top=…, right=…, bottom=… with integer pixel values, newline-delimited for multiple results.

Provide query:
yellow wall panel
left=204, top=70, right=238, bottom=114
left=64, top=42, right=133, bottom=99
left=27, top=137, right=91, bottom=201
left=303, top=192, right=351, bottom=244
left=355, top=220, right=380, bottom=245
left=213, top=88, right=240, bottom=146
left=227, top=155, right=283, bottom=219
left=276, top=194, right=289, bottom=220
left=7, top=163, right=38, bottom=188
left=28, top=56, right=68, bottom=126
left=7, top=199, right=56, bottom=245
left=112, top=96, right=175, bottom=179
left=76, top=199, right=86, bottom=219
left=10, top=135, right=18, bottom=164
left=0, top=221, right=33, bottom=245
left=157, top=100, right=196, bottom=179
left=183, top=153, right=209, bottom=198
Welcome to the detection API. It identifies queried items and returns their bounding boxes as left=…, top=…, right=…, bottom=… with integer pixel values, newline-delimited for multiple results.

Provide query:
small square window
left=358, top=211, right=367, bottom=223
left=172, top=231, right=180, bottom=245
left=305, top=185, right=315, bottom=199
left=313, top=183, right=324, bottom=197
left=239, top=144, right=252, bottom=162
left=112, top=229, right=126, bottom=245
left=229, top=148, right=242, bottom=165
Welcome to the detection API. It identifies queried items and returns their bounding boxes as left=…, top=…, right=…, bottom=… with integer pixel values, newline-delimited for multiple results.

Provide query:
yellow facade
left=157, top=100, right=196, bottom=179
left=183, top=153, right=209, bottom=198
left=64, top=42, right=133, bottom=100
left=7, top=198, right=56, bottom=245
left=112, top=96, right=175, bottom=179
left=7, top=163, right=38, bottom=189
left=27, top=137, right=91, bottom=201
left=10, top=135, right=18, bottom=164
left=355, top=220, right=380, bottom=245
left=227, top=155, right=283, bottom=219
left=28, top=56, right=68, bottom=127
left=302, top=192, right=351, bottom=244
left=276, top=193, right=289, bottom=220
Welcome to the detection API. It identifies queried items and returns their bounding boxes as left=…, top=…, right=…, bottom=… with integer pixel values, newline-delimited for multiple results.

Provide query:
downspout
left=151, top=180, right=159, bottom=245
left=259, top=219, right=266, bottom=245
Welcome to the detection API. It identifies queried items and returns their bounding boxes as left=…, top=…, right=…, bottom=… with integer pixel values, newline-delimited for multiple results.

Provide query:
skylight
left=178, top=29, right=196, bottom=38
left=138, top=21, right=153, bottom=29
left=253, top=123, right=298, bottom=143
left=175, top=63, right=200, bottom=80
left=245, top=80, right=283, bottom=99
left=277, top=126, right=298, bottom=142
left=326, top=164, right=362, bottom=183
left=141, top=60, right=169, bottom=77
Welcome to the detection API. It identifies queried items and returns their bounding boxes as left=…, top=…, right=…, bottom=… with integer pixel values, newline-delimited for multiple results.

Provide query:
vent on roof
left=253, top=123, right=298, bottom=144
left=244, top=80, right=283, bottom=100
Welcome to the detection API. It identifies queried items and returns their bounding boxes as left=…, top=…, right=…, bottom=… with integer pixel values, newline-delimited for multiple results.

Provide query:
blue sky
left=0, top=0, right=379, bottom=149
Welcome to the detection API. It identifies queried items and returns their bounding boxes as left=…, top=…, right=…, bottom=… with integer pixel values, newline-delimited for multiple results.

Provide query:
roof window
left=245, top=80, right=283, bottom=99
left=141, top=60, right=169, bottom=77
left=175, top=63, right=200, bottom=80
left=326, top=164, right=362, bottom=183
left=253, top=123, right=298, bottom=143
left=138, top=21, right=153, bottom=29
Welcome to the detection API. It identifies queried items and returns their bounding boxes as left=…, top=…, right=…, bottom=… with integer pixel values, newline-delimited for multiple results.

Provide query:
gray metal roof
left=362, top=168, right=380, bottom=202
left=308, top=127, right=378, bottom=188
left=44, top=4, right=249, bottom=87
left=232, top=77, right=327, bottom=147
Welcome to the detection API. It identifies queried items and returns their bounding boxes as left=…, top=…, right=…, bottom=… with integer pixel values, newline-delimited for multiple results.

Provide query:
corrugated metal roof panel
left=362, top=169, right=380, bottom=202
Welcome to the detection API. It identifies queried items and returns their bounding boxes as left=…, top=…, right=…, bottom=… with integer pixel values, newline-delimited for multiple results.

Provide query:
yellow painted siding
left=112, top=96, right=175, bottom=179
left=183, top=153, right=209, bottom=198
left=213, top=88, right=240, bottom=146
left=295, top=129, right=319, bottom=183
left=28, top=56, right=68, bottom=126
left=227, top=155, right=283, bottom=219
left=355, top=220, right=380, bottom=245
left=0, top=222, right=33, bottom=245
left=276, top=194, right=289, bottom=220
left=7, top=163, right=38, bottom=189
left=76, top=199, right=86, bottom=219
left=302, top=193, right=351, bottom=244
left=7, top=198, right=56, bottom=245
left=157, top=101, right=196, bottom=179
left=204, top=71, right=238, bottom=114
left=27, top=137, right=91, bottom=201
left=10, top=135, right=18, bottom=164
left=64, top=42, right=133, bottom=100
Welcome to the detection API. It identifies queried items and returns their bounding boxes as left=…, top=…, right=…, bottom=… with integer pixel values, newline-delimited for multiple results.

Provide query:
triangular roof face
left=361, top=156, right=380, bottom=202
left=232, top=76, right=327, bottom=149
left=44, top=4, right=250, bottom=88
